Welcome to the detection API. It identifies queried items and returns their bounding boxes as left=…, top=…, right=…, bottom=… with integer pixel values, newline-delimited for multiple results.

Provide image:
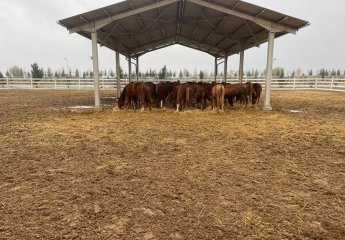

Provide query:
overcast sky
left=0, top=0, right=344, bottom=75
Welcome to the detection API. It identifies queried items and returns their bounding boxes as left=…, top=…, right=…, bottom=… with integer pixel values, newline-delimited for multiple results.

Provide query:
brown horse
left=199, top=82, right=216, bottom=106
left=186, top=83, right=206, bottom=110
left=118, top=82, right=135, bottom=110
left=212, top=84, right=225, bottom=113
left=252, top=83, right=262, bottom=105
left=224, top=83, right=255, bottom=109
left=156, top=81, right=175, bottom=108
left=176, top=83, right=189, bottom=112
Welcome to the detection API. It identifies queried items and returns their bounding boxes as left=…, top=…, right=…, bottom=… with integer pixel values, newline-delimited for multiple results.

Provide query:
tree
left=336, top=69, right=341, bottom=76
left=9, top=65, right=23, bottom=78
left=254, top=69, right=259, bottom=78
left=0, top=71, right=3, bottom=78
left=31, top=62, right=44, bottom=78
left=75, top=69, right=80, bottom=78
left=159, top=65, right=167, bottom=79
left=179, top=70, right=183, bottom=78
left=308, top=69, right=313, bottom=76
left=47, top=68, right=53, bottom=78
left=61, top=69, right=66, bottom=78
left=199, top=71, right=205, bottom=80
left=109, top=69, right=115, bottom=78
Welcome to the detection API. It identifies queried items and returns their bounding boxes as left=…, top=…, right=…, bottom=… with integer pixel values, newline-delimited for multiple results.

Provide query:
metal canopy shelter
left=58, top=0, right=308, bottom=110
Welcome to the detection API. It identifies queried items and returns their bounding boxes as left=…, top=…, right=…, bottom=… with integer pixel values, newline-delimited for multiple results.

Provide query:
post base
left=263, top=105, right=272, bottom=111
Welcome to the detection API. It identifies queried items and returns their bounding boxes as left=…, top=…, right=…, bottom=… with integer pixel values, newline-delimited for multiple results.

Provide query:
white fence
left=0, top=77, right=345, bottom=92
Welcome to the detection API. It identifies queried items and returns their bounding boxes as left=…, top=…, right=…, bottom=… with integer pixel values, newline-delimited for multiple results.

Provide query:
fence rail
left=0, top=77, right=345, bottom=92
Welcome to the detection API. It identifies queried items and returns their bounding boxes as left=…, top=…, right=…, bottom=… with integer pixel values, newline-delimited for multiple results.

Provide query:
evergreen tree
left=199, top=71, right=205, bottom=80
left=75, top=69, right=80, bottom=78
left=159, top=65, right=167, bottom=79
left=109, top=69, right=115, bottom=78
left=0, top=71, right=3, bottom=78
left=291, top=70, right=295, bottom=78
left=254, top=69, right=259, bottom=78
left=82, top=71, right=87, bottom=79
left=54, top=71, right=59, bottom=78
left=47, top=68, right=53, bottom=78
left=336, top=69, right=341, bottom=76
left=179, top=70, right=183, bottom=78
left=31, top=63, right=44, bottom=78
left=6, top=71, right=10, bottom=77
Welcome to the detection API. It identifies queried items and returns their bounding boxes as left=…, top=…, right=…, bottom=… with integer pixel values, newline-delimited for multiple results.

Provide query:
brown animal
left=118, top=82, right=135, bottom=110
left=252, top=83, right=262, bottom=105
left=156, top=81, right=175, bottom=108
left=224, top=83, right=254, bottom=109
left=199, top=82, right=216, bottom=106
left=212, top=84, right=225, bottom=113
left=143, top=83, right=155, bottom=111
left=176, top=83, right=189, bottom=112
left=185, top=83, right=206, bottom=110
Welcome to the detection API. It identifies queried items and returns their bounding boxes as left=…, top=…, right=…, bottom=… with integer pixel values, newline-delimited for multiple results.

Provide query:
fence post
left=78, top=78, right=81, bottom=90
left=30, top=77, right=33, bottom=89
left=330, top=77, right=334, bottom=91
left=6, top=77, right=9, bottom=89
left=293, top=77, right=296, bottom=90
left=54, top=78, right=57, bottom=90
left=315, top=77, right=318, bottom=89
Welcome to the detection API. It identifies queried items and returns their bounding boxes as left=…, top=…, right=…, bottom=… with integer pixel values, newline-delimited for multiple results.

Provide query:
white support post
left=263, top=31, right=275, bottom=111
left=239, top=49, right=244, bottom=83
left=116, top=51, right=121, bottom=98
left=330, top=77, right=334, bottom=91
left=30, top=77, right=33, bottom=88
left=136, top=57, right=139, bottom=82
left=214, top=57, right=218, bottom=82
left=315, top=76, right=318, bottom=89
left=128, top=56, right=132, bottom=82
left=91, top=30, right=101, bottom=108
left=224, top=54, right=228, bottom=83
left=78, top=78, right=81, bottom=90
left=54, top=78, right=57, bottom=90
left=6, top=77, right=9, bottom=89
left=293, top=77, right=296, bottom=90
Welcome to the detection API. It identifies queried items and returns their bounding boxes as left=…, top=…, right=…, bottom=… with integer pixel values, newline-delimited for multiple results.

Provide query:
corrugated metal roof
left=58, top=0, right=309, bottom=58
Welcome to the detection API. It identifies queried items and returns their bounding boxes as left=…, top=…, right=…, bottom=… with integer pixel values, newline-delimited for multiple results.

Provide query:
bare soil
left=0, top=89, right=344, bottom=240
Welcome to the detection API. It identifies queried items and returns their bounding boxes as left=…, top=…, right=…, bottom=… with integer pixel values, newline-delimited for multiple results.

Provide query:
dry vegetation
left=0, top=89, right=344, bottom=239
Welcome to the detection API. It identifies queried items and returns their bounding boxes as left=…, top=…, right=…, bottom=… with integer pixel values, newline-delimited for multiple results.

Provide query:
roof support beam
left=128, top=1, right=153, bottom=42
left=187, top=0, right=297, bottom=34
left=176, top=0, right=186, bottom=41
left=69, top=0, right=179, bottom=33
left=100, top=23, right=120, bottom=46
left=244, top=20, right=259, bottom=45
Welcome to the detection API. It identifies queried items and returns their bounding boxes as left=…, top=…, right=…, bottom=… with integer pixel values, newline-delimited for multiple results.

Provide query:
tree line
left=1, top=63, right=345, bottom=80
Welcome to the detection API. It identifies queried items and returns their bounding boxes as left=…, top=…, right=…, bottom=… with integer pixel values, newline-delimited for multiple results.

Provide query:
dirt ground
left=0, top=89, right=344, bottom=240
